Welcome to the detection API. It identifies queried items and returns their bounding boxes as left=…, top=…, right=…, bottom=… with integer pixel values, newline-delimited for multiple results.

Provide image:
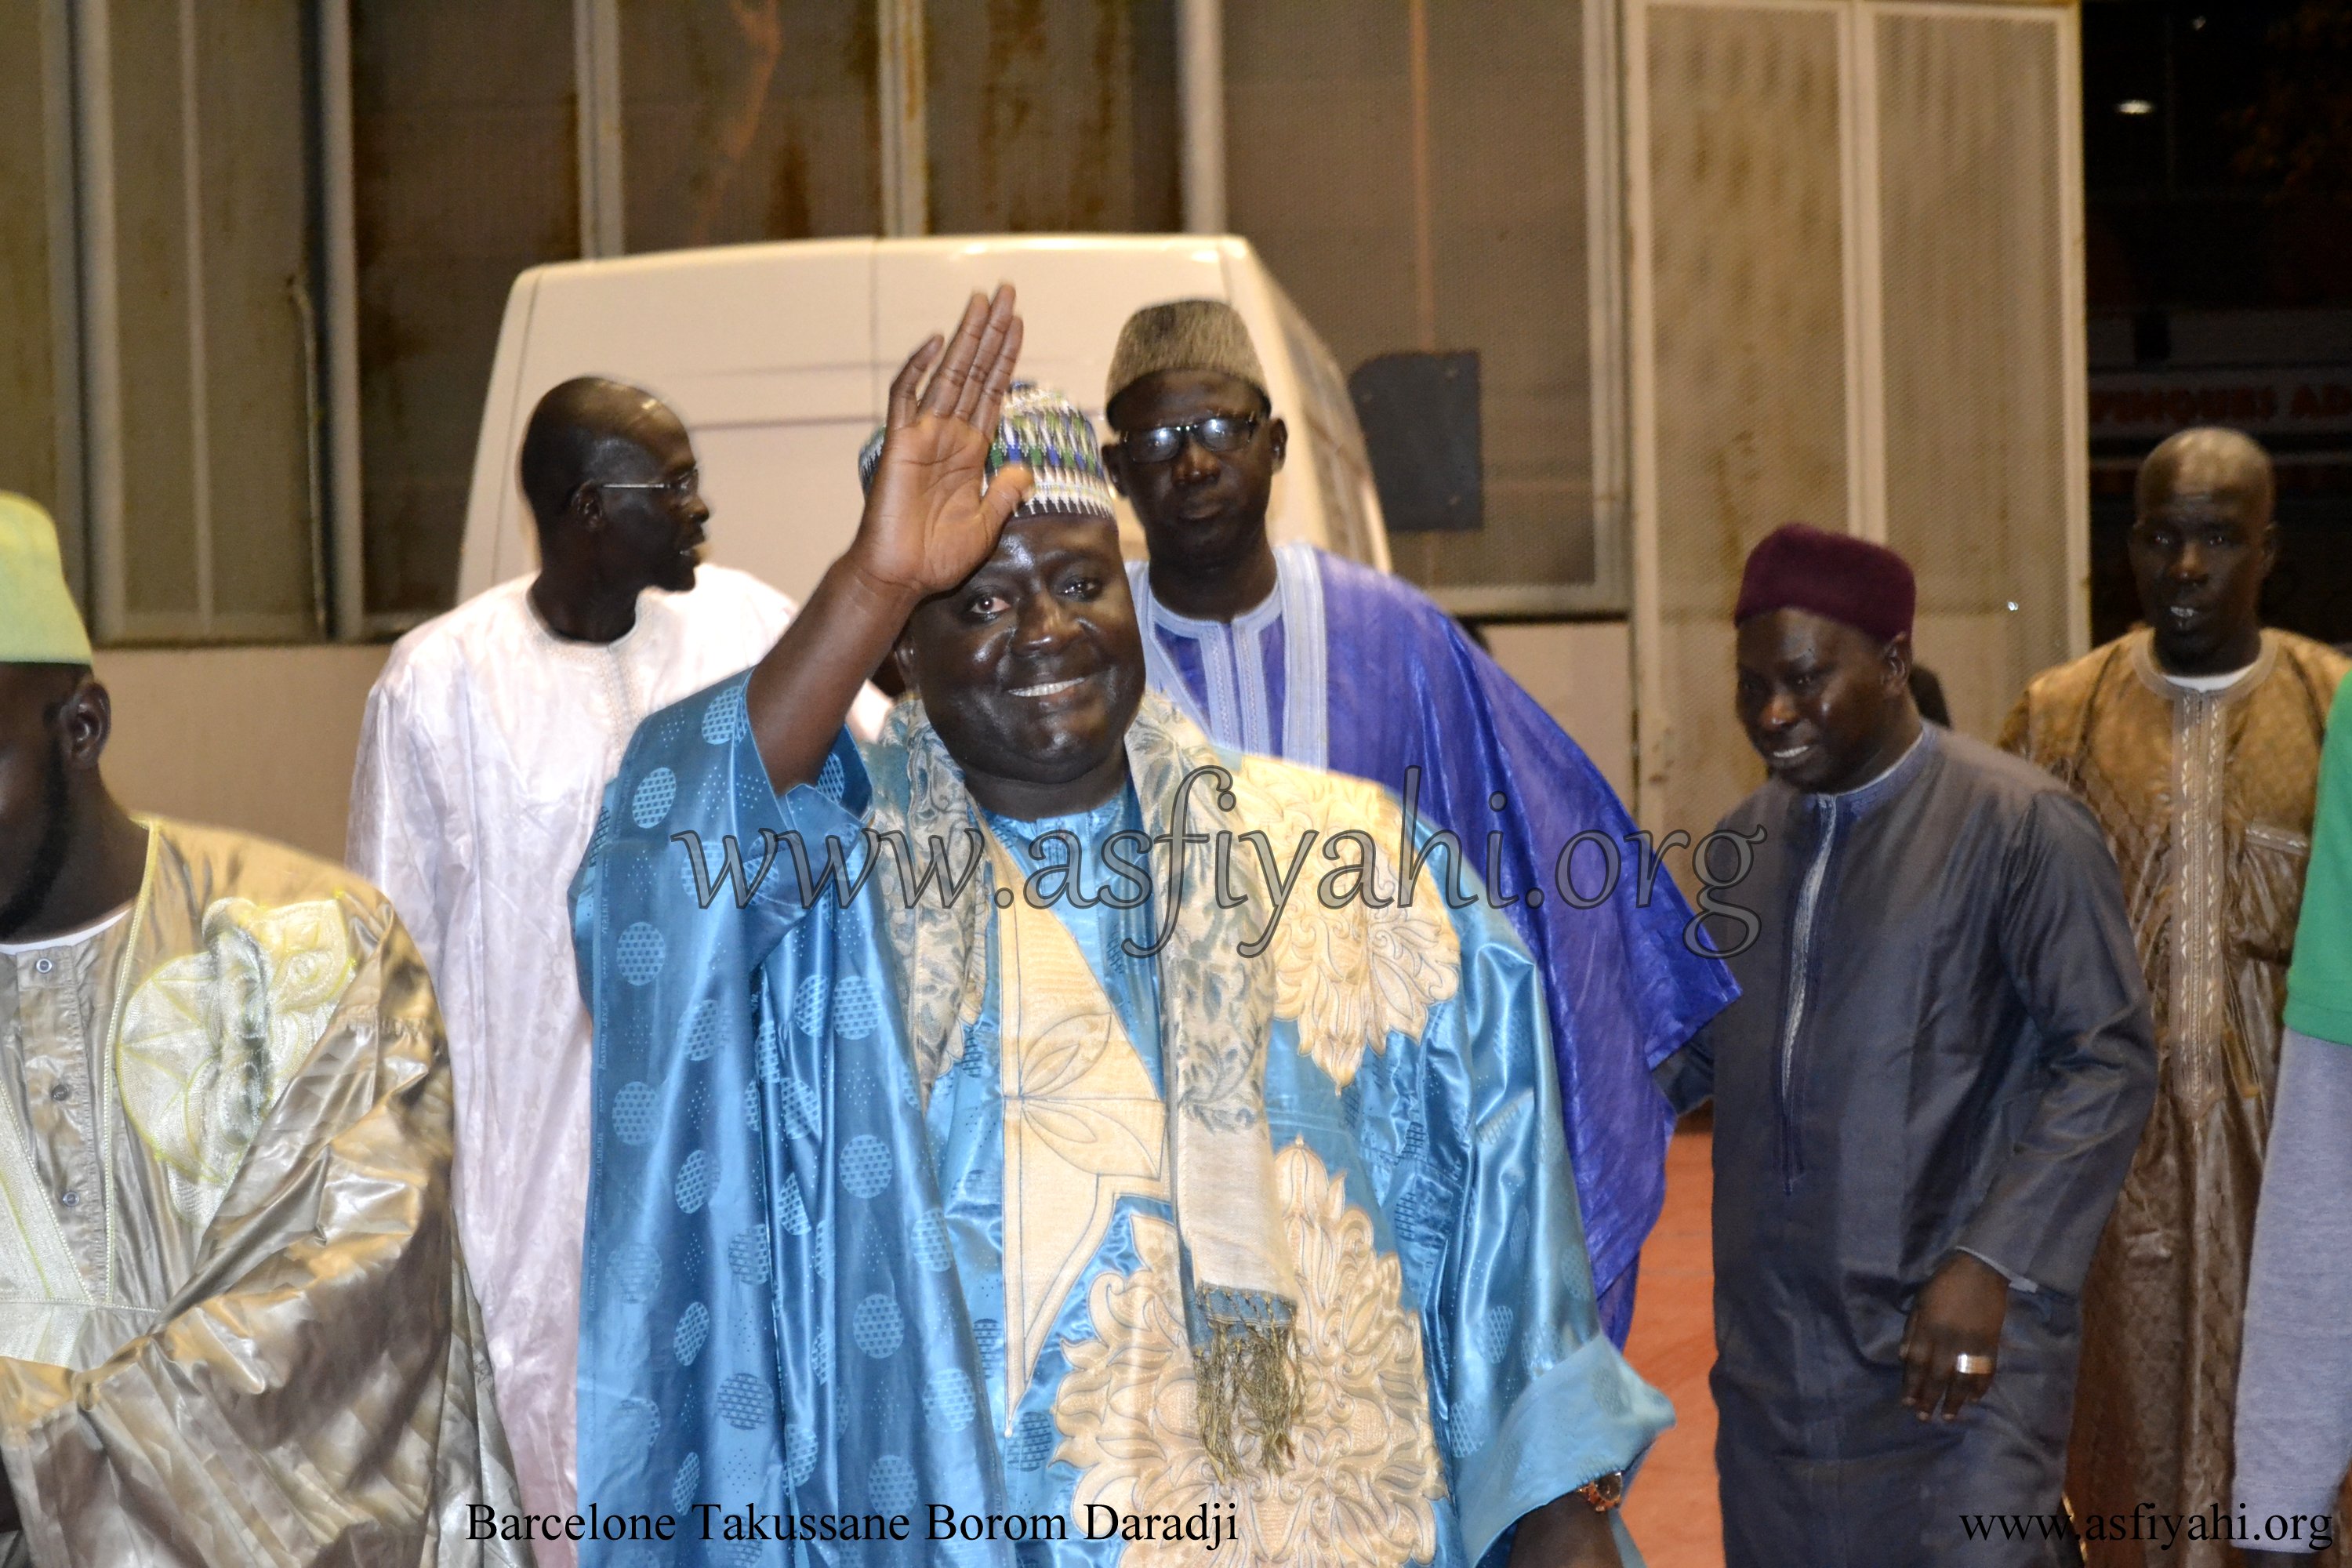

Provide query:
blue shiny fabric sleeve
left=1316, top=551, right=1737, bottom=1341
left=1395, top=879, right=1675, bottom=1565
left=571, top=677, right=1010, bottom=1565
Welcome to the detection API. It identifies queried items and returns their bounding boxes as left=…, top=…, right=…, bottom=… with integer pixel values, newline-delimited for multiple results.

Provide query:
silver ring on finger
left=1953, top=1352, right=1994, bottom=1376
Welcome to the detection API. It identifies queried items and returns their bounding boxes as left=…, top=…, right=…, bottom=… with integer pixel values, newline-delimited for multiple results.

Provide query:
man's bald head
left=2129, top=426, right=2278, bottom=674
left=2136, top=426, right=2275, bottom=523
left=518, top=377, right=685, bottom=529
left=517, top=376, right=710, bottom=619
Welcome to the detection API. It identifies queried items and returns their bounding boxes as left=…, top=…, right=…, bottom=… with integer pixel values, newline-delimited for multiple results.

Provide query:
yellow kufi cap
left=0, top=492, right=93, bottom=665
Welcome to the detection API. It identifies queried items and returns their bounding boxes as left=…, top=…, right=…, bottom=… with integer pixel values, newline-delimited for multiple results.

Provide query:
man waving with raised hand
left=572, top=286, right=1668, bottom=1566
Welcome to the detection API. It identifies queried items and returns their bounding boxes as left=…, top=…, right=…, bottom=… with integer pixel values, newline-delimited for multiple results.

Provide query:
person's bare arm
left=743, top=285, right=1033, bottom=792
left=1505, top=1494, right=1624, bottom=1567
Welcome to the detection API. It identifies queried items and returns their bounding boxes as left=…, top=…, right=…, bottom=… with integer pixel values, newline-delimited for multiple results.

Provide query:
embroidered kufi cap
left=0, top=492, right=93, bottom=665
left=858, top=382, right=1116, bottom=522
left=1105, top=299, right=1269, bottom=409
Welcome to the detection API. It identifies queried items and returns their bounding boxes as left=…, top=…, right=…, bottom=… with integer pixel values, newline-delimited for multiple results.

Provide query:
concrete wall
left=93, top=645, right=391, bottom=865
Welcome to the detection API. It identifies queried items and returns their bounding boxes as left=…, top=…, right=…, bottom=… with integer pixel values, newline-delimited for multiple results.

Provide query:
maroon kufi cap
left=1733, top=522, right=1916, bottom=645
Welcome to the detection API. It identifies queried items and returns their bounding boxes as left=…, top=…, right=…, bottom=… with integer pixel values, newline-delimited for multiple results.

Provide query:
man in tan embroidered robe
left=0, top=492, right=527, bottom=1566
left=2001, top=429, right=2351, bottom=1566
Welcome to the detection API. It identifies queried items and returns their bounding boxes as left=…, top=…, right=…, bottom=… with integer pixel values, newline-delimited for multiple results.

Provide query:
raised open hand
left=849, top=284, right=1034, bottom=601
left=743, top=285, right=1033, bottom=789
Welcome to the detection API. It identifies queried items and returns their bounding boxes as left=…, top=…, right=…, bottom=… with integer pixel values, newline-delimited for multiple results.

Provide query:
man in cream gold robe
left=2002, top=429, right=2351, bottom=1566
left=0, top=493, right=524, bottom=1565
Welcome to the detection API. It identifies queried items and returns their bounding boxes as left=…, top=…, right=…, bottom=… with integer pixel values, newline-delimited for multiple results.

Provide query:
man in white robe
left=347, top=378, right=884, bottom=1559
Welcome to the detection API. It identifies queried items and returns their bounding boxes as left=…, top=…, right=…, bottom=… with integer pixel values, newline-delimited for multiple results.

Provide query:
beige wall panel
left=1232, top=2, right=1602, bottom=605
left=107, top=1, right=201, bottom=622
left=1876, top=10, right=2073, bottom=737
left=1915, top=610, right=2027, bottom=739
left=103, top=1, right=315, bottom=637
left=1486, top=620, right=1636, bottom=803
left=1392, top=2, right=1597, bottom=597
left=1647, top=3, right=1848, bottom=833
left=196, top=0, right=314, bottom=623
left=924, top=0, right=1157, bottom=234
left=94, top=646, right=390, bottom=866
left=1228, top=7, right=1417, bottom=368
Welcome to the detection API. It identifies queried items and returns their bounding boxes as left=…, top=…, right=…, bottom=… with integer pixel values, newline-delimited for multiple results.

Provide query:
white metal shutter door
left=1628, top=0, right=2085, bottom=832
left=1875, top=5, right=2087, bottom=741
left=103, top=0, right=319, bottom=641
left=1636, top=1, right=1852, bottom=837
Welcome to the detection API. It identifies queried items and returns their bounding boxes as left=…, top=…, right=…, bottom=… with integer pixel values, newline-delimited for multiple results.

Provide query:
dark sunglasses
left=1116, top=414, right=1261, bottom=466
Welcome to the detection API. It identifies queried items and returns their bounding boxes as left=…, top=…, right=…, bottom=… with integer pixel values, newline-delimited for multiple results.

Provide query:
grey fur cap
left=1105, top=299, right=1269, bottom=409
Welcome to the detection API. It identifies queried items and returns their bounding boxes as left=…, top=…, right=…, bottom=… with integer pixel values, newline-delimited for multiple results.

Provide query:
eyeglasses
left=1116, top=415, right=1261, bottom=466
left=597, top=467, right=701, bottom=503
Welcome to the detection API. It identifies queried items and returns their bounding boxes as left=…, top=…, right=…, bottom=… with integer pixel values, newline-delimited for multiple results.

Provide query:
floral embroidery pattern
left=1054, top=1142, right=1445, bottom=1567
left=118, top=898, right=354, bottom=1227
left=1229, top=757, right=1460, bottom=1089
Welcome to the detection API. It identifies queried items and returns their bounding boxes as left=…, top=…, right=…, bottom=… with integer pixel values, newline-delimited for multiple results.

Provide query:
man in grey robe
left=1655, top=523, right=2157, bottom=1566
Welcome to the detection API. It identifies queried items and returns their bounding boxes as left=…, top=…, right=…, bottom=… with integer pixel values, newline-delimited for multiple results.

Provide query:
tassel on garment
left=1194, top=1288, right=1301, bottom=1482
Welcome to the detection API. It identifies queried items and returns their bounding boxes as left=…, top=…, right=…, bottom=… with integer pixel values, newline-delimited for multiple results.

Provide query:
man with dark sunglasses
left=1101, top=299, right=1737, bottom=1348
left=345, top=376, right=883, bottom=1565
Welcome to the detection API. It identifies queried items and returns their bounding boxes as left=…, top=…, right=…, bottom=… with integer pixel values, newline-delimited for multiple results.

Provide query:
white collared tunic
left=347, top=567, right=885, bottom=1563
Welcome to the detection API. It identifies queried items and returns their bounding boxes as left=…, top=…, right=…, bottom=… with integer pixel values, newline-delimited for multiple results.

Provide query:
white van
left=455, top=235, right=1390, bottom=606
